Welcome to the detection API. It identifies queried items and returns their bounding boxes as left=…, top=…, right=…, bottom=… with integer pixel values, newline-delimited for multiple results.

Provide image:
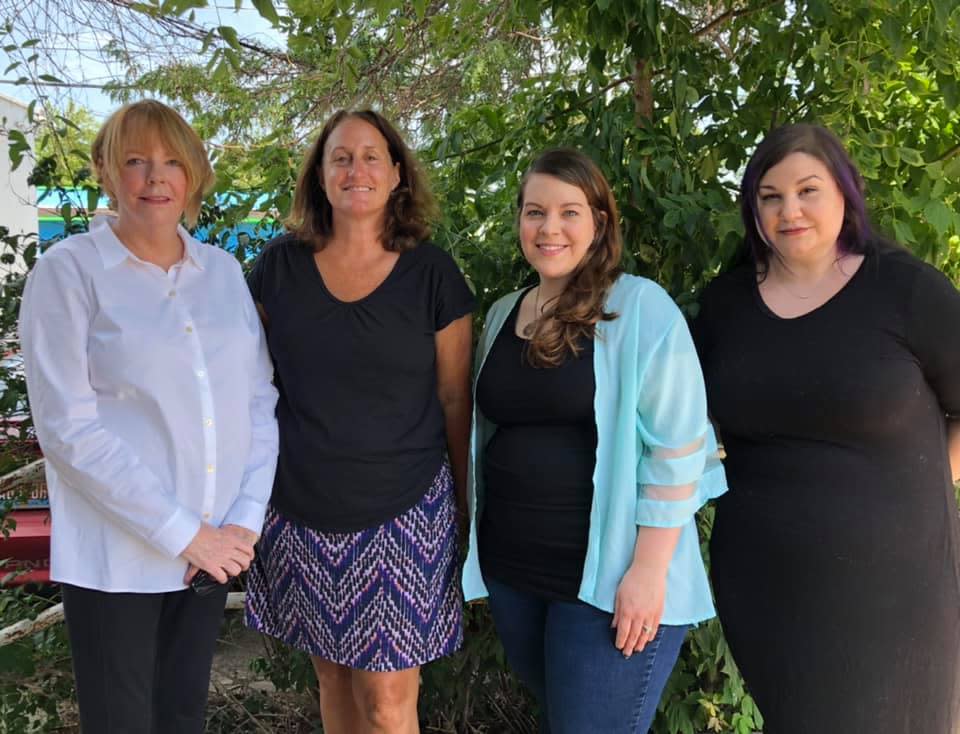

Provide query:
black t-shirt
left=476, top=292, right=597, bottom=601
left=249, top=234, right=476, bottom=532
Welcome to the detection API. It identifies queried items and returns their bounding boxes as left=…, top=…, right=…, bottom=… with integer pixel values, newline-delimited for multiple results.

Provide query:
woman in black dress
left=693, top=124, right=960, bottom=733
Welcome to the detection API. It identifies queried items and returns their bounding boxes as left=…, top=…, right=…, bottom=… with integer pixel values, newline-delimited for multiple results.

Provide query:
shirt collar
left=90, top=214, right=206, bottom=272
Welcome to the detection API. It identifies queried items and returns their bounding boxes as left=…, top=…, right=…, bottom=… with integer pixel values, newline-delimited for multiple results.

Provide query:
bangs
left=92, top=100, right=215, bottom=226
left=106, top=108, right=198, bottom=189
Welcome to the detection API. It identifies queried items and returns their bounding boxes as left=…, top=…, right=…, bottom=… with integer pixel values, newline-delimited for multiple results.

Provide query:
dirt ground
left=210, top=611, right=275, bottom=692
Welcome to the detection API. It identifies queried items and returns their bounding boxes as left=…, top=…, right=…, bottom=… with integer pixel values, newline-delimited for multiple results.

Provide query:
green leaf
left=224, top=48, right=241, bottom=70
left=38, top=74, right=61, bottom=83
left=892, top=218, right=914, bottom=244
left=932, top=0, right=955, bottom=26
left=333, top=14, right=352, bottom=43
left=880, top=16, right=906, bottom=57
left=218, top=25, right=240, bottom=50
left=251, top=0, right=280, bottom=25
left=898, top=147, right=925, bottom=167
left=939, top=75, right=959, bottom=110
left=200, top=29, right=216, bottom=53
left=924, top=200, right=952, bottom=235
left=944, top=156, right=960, bottom=180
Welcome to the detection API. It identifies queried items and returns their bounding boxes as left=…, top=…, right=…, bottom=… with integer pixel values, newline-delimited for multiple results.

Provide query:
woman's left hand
left=612, top=562, right=667, bottom=658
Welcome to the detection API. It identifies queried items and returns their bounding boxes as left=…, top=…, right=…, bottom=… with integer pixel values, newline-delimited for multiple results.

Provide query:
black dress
left=693, top=247, right=960, bottom=734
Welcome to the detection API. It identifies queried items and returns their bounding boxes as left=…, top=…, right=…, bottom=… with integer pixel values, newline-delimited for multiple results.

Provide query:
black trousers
left=61, top=583, right=229, bottom=734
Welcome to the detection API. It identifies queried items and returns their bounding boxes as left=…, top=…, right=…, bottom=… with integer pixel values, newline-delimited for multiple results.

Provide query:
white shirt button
left=206, top=464, right=215, bottom=473
left=196, top=370, right=206, bottom=378
left=185, top=325, right=193, bottom=333
left=202, top=512, right=211, bottom=520
left=204, top=418, right=213, bottom=427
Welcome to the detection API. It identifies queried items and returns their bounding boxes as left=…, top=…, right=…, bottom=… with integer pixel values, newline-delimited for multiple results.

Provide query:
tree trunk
left=633, top=57, right=653, bottom=127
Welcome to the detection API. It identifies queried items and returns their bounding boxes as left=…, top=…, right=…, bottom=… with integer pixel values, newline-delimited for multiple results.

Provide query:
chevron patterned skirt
left=244, top=462, right=463, bottom=672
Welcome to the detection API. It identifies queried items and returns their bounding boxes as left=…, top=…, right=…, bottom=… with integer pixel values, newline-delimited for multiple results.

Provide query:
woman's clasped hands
left=181, top=523, right=258, bottom=584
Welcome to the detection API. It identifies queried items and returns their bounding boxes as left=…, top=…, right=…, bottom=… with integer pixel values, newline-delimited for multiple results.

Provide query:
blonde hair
left=91, top=100, right=215, bottom=227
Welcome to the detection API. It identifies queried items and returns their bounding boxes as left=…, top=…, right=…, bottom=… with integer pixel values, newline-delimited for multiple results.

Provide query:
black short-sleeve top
left=248, top=234, right=476, bottom=532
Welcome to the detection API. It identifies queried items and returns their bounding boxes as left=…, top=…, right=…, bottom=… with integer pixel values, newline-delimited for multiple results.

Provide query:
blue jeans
left=486, top=577, right=688, bottom=734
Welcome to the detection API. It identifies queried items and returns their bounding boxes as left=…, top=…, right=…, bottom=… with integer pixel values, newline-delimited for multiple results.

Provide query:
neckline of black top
left=751, top=250, right=870, bottom=322
left=307, top=242, right=405, bottom=306
left=510, top=285, right=538, bottom=340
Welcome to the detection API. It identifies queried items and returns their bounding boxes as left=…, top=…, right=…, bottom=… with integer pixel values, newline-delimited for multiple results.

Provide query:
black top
left=476, top=292, right=597, bottom=601
left=692, top=246, right=960, bottom=734
left=249, top=235, right=476, bottom=532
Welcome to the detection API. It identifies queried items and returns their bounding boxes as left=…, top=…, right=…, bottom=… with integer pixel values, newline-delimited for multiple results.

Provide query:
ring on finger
left=641, top=624, right=653, bottom=634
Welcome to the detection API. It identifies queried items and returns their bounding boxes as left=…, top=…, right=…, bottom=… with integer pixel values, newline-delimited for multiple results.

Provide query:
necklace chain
left=767, top=255, right=851, bottom=300
left=522, top=285, right=544, bottom=337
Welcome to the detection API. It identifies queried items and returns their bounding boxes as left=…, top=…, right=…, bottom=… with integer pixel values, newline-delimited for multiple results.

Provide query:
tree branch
left=693, top=0, right=784, bottom=38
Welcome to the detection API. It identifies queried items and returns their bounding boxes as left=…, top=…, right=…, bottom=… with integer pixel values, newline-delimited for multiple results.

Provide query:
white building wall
left=0, top=93, right=36, bottom=275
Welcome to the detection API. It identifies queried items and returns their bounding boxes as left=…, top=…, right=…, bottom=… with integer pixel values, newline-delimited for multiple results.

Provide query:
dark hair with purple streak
left=739, top=124, right=874, bottom=274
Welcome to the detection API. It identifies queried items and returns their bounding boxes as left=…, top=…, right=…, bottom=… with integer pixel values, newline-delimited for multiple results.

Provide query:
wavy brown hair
left=520, top=148, right=623, bottom=368
left=285, top=109, right=438, bottom=251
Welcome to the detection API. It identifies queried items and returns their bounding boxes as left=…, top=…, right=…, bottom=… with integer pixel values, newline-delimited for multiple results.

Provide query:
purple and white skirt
left=244, top=462, right=463, bottom=672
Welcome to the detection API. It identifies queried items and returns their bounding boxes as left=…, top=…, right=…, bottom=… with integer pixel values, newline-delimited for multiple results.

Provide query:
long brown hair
left=285, top=109, right=438, bottom=251
left=520, top=148, right=623, bottom=368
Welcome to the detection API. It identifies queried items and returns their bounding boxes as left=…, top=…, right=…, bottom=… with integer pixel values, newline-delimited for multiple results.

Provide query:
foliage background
left=0, top=0, right=959, bottom=731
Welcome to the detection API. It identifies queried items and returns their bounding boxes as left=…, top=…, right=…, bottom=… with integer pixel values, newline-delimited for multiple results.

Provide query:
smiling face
left=321, top=116, right=400, bottom=223
left=110, top=137, right=189, bottom=234
left=519, top=173, right=598, bottom=288
left=756, top=152, right=846, bottom=266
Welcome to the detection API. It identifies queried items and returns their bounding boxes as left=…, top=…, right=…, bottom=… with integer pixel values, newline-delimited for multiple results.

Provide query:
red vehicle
left=0, top=458, right=52, bottom=587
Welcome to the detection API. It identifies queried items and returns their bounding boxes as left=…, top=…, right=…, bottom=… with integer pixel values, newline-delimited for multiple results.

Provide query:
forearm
left=631, top=524, right=683, bottom=574
left=948, top=418, right=960, bottom=484
left=434, top=314, right=473, bottom=515
left=441, top=394, right=472, bottom=513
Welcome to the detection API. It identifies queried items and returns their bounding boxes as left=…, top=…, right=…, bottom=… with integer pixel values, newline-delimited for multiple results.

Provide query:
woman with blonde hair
left=462, top=148, right=726, bottom=733
left=20, top=99, right=279, bottom=733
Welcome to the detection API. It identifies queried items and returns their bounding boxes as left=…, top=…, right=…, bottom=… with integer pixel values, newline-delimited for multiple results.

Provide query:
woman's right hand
left=180, top=523, right=255, bottom=584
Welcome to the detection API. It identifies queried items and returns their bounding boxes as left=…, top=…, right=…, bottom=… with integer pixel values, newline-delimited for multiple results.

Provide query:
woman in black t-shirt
left=244, top=110, right=475, bottom=733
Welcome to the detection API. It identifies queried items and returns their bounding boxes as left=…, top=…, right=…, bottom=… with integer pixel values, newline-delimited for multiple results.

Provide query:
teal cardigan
left=462, top=274, right=727, bottom=624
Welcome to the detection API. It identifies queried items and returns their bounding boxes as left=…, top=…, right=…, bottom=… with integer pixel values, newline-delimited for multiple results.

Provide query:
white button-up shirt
left=20, top=215, right=279, bottom=592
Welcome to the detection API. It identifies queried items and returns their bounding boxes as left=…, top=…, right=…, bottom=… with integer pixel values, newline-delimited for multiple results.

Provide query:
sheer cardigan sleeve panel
left=634, top=301, right=725, bottom=528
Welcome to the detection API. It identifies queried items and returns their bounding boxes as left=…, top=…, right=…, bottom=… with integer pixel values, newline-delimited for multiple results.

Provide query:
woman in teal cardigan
left=462, top=148, right=726, bottom=733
